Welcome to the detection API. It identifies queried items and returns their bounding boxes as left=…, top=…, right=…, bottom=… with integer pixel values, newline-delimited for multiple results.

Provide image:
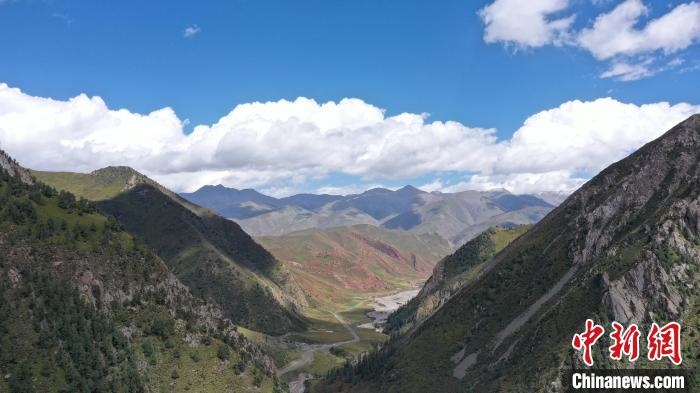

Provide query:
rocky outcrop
left=0, top=148, right=32, bottom=184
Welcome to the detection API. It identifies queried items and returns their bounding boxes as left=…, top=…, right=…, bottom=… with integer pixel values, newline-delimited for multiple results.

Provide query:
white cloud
left=183, top=25, right=201, bottom=38
left=599, top=59, right=655, bottom=81
left=479, top=0, right=700, bottom=80
left=668, top=57, right=686, bottom=67
left=462, top=171, right=587, bottom=194
left=577, top=0, right=700, bottom=60
left=0, top=83, right=697, bottom=194
left=417, top=179, right=445, bottom=193
left=421, top=171, right=586, bottom=195
left=492, top=97, right=699, bottom=177
left=479, top=0, right=574, bottom=48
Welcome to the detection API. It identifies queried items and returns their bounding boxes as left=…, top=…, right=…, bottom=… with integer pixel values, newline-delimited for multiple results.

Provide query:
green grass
left=335, top=328, right=387, bottom=358
left=289, top=328, right=352, bottom=345
left=239, top=327, right=303, bottom=369
left=300, top=352, right=345, bottom=377
left=338, top=307, right=373, bottom=326
left=491, top=224, right=531, bottom=250
left=32, top=169, right=137, bottom=201
left=133, top=335, right=276, bottom=393
left=342, top=298, right=363, bottom=309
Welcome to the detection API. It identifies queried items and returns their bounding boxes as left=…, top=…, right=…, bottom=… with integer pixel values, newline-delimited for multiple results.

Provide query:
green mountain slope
left=32, top=167, right=152, bottom=202
left=384, top=225, right=530, bottom=335
left=256, top=224, right=452, bottom=309
left=35, top=167, right=309, bottom=335
left=0, top=149, right=283, bottom=392
left=318, top=114, right=700, bottom=392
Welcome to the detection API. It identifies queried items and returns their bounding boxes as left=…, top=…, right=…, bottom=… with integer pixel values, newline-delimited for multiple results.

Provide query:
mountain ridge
left=34, top=166, right=310, bottom=335
left=384, top=225, right=532, bottom=336
left=317, top=114, right=700, bottom=392
left=0, top=149, right=284, bottom=392
left=182, top=184, right=558, bottom=246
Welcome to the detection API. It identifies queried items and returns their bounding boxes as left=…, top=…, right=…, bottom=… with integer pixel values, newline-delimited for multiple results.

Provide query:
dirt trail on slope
left=278, top=313, right=360, bottom=393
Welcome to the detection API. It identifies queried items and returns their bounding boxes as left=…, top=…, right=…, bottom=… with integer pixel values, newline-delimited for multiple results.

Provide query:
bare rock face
left=0, top=148, right=33, bottom=184
left=602, top=253, right=684, bottom=326
left=686, top=200, right=700, bottom=234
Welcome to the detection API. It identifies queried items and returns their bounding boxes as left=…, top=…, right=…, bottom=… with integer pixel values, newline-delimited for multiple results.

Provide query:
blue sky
left=0, top=0, right=699, bottom=195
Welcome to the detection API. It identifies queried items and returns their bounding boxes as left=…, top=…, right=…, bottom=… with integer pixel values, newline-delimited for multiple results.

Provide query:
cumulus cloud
left=461, top=171, right=588, bottom=194
left=492, top=98, right=699, bottom=177
left=578, top=0, right=700, bottom=60
left=0, top=83, right=697, bottom=195
left=479, top=0, right=700, bottom=80
left=479, top=0, right=574, bottom=48
left=183, top=25, right=201, bottom=38
left=424, top=171, right=588, bottom=195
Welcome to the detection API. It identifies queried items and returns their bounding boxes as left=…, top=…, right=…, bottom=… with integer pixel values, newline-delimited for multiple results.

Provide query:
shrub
left=217, top=344, right=231, bottom=361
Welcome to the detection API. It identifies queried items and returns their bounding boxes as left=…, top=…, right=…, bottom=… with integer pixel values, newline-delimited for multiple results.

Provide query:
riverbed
left=359, top=288, right=420, bottom=331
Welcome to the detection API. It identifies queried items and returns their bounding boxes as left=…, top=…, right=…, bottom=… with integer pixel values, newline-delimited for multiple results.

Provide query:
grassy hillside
left=32, top=167, right=152, bottom=201
left=0, top=156, right=283, bottom=392
left=36, top=168, right=309, bottom=335
left=316, top=115, right=700, bottom=392
left=256, top=224, right=452, bottom=309
left=384, top=225, right=531, bottom=335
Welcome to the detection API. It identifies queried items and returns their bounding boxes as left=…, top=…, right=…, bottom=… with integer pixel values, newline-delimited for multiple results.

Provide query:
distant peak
left=362, top=187, right=392, bottom=195
left=199, top=184, right=229, bottom=190
left=397, top=185, right=424, bottom=193
left=90, top=166, right=142, bottom=177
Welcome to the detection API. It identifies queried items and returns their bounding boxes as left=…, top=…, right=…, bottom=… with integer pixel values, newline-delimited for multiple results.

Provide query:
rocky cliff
left=318, top=114, right=700, bottom=392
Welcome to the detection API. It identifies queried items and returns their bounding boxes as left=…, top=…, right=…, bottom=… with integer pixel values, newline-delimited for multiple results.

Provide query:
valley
left=26, top=157, right=563, bottom=392
left=5, top=116, right=698, bottom=393
left=5, top=2, right=700, bottom=391
left=241, top=287, right=422, bottom=393
left=315, top=114, right=700, bottom=393
left=29, top=158, right=457, bottom=392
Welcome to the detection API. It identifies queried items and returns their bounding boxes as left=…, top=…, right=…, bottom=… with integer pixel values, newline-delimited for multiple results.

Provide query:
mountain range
left=0, top=149, right=285, bottom=392
left=182, top=185, right=564, bottom=246
left=317, top=114, right=700, bottom=392
left=180, top=184, right=562, bottom=311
